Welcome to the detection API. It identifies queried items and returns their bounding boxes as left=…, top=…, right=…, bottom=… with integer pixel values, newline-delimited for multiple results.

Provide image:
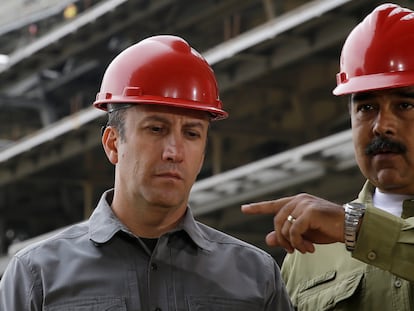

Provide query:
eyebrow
left=351, top=93, right=374, bottom=102
left=394, top=90, right=414, bottom=98
left=142, top=115, right=208, bottom=129
left=351, top=89, right=414, bottom=102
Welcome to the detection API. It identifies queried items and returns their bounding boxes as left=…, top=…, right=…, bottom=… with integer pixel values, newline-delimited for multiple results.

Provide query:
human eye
left=351, top=101, right=378, bottom=122
left=145, top=123, right=166, bottom=135
left=351, top=92, right=378, bottom=114
left=182, top=124, right=204, bottom=140
left=357, top=102, right=374, bottom=112
left=398, top=100, right=414, bottom=110
left=184, top=129, right=201, bottom=140
left=151, top=125, right=163, bottom=132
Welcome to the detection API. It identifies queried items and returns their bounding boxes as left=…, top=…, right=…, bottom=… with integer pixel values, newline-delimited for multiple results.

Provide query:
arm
left=265, top=259, right=294, bottom=310
left=241, top=193, right=414, bottom=282
left=353, top=207, right=414, bottom=281
left=0, top=256, right=42, bottom=311
left=241, top=193, right=345, bottom=254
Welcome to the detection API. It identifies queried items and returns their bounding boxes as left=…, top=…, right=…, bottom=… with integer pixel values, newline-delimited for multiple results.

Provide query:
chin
left=149, top=194, right=185, bottom=209
left=374, top=177, right=407, bottom=193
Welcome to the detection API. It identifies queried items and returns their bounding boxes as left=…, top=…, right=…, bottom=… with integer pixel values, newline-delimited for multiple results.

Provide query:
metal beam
left=189, top=129, right=355, bottom=216
left=0, top=0, right=129, bottom=73
left=0, top=0, right=353, bottom=167
left=0, top=107, right=104, bottom=163
left=203, top=0, right=352, bottom=65
left=0, top=0, right=78, bottom=36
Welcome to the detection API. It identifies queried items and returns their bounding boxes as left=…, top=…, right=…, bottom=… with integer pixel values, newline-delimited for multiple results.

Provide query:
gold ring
left=287, top=214, right=296, bottom=224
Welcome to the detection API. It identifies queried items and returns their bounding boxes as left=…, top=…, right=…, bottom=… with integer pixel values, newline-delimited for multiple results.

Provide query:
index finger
left=241, top=197, right=291, bottom=215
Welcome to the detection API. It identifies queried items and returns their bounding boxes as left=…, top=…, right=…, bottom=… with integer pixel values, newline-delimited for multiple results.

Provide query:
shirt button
left=394, top=279, right=402, bottom=288
left=154, top=308, right=162, bottom=311
left=367, top=251, right=376, bottom=261
left=151, top=263, right=158, bottom=271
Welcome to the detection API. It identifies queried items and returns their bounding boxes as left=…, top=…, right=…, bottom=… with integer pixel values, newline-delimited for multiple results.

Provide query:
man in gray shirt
left=0, top=35, right=292, bottom=310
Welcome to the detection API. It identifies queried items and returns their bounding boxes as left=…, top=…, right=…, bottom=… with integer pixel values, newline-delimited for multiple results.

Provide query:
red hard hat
left=94, top=35, right=228, bottom=121
left=333, top=3, right=414, bottom=95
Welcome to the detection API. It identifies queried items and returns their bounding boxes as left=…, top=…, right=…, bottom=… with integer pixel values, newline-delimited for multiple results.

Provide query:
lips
left=155, top=171, right=183, bottom=180
left=371, top=147, right=400, bottom=156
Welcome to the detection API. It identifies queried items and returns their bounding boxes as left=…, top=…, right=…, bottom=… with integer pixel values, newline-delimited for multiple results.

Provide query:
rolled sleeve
left=353, top=207, right=414, bottom=281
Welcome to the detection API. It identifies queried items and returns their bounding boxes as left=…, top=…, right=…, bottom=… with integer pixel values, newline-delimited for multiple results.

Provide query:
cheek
left=352, top=123, right=370, bottom=149
left=118, top=144, right=130, bottom=162
left=353, top=138, right=366, bottom=155
left=118, top=145, right=140, bottom=169
left=194, top=150, right=205, bottom=173
left=117, top=150, right=132, bottom=173
left=352, top=132, right=370, bottom=167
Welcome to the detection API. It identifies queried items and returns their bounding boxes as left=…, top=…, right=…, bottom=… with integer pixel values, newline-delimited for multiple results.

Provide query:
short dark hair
left=106, top=103, right=132, bottom=142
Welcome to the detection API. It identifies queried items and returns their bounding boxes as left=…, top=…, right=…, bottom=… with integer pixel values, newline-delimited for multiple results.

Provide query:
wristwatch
left=343, top=202, right=366, bottom=251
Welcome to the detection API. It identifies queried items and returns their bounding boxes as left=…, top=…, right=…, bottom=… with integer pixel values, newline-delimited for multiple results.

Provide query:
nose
left=162, top=132, right=184, bottom=162
left=372, top=108, right=396, bottom=137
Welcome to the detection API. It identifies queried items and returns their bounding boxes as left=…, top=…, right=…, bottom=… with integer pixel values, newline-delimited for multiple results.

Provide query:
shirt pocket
left=296, top=270, right=363, bottom=311
left=44, top=296, right=127, bottom=311
left=187, top=296, right=262, bottom=311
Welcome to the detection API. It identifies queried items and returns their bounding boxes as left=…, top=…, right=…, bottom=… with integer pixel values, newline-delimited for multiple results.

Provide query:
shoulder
left=195, top=221, right=275, bottom=265
left=0, top=222, right=90, bottom=307
left=2, top=222, right=89, bottom=287
left=12, top=221, right=89, bottom=263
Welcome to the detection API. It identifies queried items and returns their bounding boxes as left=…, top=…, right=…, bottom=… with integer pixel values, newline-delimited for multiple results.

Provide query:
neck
left=111, top=193, right=186, bottom=238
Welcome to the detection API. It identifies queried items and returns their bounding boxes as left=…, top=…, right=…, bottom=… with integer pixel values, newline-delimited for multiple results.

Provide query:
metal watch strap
left=343, top=202, right=366, bottom=251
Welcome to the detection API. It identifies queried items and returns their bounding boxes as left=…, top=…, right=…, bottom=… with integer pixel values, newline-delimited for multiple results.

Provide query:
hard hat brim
left=333, top=71, right=414, bottom=96
left=94, top=96, right=228, bottom=121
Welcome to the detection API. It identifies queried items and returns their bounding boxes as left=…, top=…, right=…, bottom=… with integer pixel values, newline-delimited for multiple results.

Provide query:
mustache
left=365, top=137, right=406, bottom=156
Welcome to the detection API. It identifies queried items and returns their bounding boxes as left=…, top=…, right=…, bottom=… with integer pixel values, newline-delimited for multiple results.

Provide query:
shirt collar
left=88, top=189, right=213, bottom=251
left=176, top=207, right=214, bottom=252
left=88, top=189, right=130, bottom=244
left=357, top=180, right=375, bottom=205
left=358, top=180, right=414, bottom=218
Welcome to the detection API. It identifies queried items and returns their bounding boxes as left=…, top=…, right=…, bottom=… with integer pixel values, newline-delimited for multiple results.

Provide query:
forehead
left=351, top=86, right=414, bottom=102
left=127, top=104, right=211, bottom=123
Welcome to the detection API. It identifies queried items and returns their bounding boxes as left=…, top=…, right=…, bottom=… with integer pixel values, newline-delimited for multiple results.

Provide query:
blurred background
left=1, top=0, right=411, bottom=275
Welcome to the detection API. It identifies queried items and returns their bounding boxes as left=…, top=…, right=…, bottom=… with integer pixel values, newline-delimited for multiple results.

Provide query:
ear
left=102, top=126, right=119, bottom=165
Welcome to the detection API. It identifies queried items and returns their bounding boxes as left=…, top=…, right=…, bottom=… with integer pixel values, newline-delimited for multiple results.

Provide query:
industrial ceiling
left=1, top=0, right=411, bottom=273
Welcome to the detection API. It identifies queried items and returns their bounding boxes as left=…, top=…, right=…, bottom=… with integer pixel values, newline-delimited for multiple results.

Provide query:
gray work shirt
left=0, top=189, right=292, bottom=310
